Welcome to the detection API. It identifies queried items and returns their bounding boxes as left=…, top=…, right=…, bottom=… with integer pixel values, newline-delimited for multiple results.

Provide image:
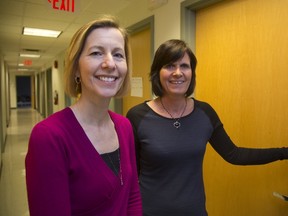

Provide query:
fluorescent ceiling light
left=18, top=63, right=24, bottom=66
left=20, top=53, right=41, bottom=58
left=18, top=68, right=29, bottom=71
left=23, top=27, right=62, bottom=38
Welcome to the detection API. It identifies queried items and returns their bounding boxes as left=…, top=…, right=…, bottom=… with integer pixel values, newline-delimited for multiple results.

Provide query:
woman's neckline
left=145, top=97, right=195, bottom=120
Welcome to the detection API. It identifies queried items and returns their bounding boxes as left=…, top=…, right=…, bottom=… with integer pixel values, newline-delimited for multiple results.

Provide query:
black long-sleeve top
left=126, top=98, right=288, bottom=216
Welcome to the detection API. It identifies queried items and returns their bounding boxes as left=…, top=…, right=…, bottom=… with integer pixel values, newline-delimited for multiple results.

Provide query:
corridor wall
left=0, top=53, right=8, bottom=173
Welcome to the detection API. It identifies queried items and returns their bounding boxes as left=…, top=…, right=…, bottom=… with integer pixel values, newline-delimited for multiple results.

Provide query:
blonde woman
left=26, top=17, right=142, bottom=216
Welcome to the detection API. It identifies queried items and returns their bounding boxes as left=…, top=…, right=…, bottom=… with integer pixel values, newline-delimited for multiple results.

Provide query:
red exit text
left=48, top=0, right=75, bottom=12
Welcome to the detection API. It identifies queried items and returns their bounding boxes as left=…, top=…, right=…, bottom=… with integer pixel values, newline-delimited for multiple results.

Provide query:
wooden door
left=122, top=27, right=152, bottom=115
left=195, top=0, right=288, bottom=215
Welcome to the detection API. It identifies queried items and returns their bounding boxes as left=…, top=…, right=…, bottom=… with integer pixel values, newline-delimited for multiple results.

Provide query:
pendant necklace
left=106, top=148, right=123, bottom=185
left=160, top=98, right=187, bottom=129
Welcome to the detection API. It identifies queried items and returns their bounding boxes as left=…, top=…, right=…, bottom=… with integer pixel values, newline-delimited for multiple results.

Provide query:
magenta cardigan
left=25, top=108, right=142, bottom=216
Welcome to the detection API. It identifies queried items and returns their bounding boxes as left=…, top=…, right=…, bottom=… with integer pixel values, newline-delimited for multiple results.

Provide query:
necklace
left=105, top=148, right=123, bottom=186
left=160, top=98, right=187, bottom=129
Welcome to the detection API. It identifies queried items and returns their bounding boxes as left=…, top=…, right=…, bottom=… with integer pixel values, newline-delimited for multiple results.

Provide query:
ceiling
left=0, top=0, right=140, bottom=74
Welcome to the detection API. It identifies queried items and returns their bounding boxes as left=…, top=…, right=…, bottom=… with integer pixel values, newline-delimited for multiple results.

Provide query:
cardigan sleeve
left=25, top=123, right=71, bottom=216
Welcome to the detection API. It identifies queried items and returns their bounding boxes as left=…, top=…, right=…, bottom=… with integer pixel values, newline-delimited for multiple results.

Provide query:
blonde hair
left=64, top=16, right=131, bottom=98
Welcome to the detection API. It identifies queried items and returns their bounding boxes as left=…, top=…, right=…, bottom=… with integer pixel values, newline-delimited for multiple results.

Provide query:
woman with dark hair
left=126, top=39, right=288, bottom=216
left=25, top=16, right=142, bottom=216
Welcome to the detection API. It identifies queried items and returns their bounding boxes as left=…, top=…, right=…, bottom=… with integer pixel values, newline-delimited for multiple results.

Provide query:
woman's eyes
left=113, top=52, right=125, bottom=59
left=166, top=65, right=175, bottom=70
left=90, top=51, right=102, bottom=56
left=181, top=64, right=191, bottom=69
left=164, top=63, right=191, bottom=70
left=89, top=51, right=125, bottom=59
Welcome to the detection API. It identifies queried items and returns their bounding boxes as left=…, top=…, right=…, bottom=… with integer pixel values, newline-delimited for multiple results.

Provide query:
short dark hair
left=149, top=39, right=197, bottom=97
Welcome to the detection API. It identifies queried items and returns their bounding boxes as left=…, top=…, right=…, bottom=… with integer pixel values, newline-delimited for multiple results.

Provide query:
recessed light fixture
left=20, top=53, right=41, bottom=58
left=23, top=27, right=62, bottom=38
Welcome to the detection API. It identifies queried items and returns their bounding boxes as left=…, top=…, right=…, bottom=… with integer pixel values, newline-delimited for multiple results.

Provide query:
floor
left=0, top=108, right=43, bottom=216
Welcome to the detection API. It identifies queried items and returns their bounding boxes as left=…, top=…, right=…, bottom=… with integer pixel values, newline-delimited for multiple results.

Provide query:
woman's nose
left=172, top=66, right=182, bottom=77
left=101, top=54, right=116, bottom=69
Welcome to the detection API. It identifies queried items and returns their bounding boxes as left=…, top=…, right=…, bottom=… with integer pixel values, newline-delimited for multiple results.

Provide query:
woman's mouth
left=96, top=76, right=117, bottom=82
left=169, top=80, right=184, bottom=84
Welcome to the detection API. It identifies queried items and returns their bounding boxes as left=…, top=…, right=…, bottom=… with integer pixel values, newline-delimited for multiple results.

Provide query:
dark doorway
left=16, top=76, right=31, bottom=108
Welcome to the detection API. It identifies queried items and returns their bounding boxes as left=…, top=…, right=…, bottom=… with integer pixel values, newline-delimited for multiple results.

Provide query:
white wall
left=153, top=0, right=183, bottom=48
left=119, top=0, right=184, bottom=51
left=52, top=51, right=65, bottom=113
left=0, top=54, right=4, bottom=165
left=0, top=53, right=8, bottom=167
left=9, top=74, right=17, bottom=109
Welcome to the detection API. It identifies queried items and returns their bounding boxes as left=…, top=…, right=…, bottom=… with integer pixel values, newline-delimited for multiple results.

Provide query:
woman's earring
left=75, top=76, right=81, bottom=93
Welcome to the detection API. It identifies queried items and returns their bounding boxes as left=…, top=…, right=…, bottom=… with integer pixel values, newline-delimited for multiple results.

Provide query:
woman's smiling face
left=159, top=52, right=192, bottom=97
left=78, top=27, right=127, bottom=99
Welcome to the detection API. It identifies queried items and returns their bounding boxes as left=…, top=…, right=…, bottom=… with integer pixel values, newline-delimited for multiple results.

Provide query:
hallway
left=0, top=108, right=43, bottom=216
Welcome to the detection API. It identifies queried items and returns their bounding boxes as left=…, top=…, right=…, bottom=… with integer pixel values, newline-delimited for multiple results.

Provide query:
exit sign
left=48, top=0, right=75, bottom=12
left=24, top=60, right=32, bottom=66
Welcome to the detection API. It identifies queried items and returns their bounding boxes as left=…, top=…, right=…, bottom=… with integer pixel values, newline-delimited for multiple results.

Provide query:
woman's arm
left=25, top=123, right=71, bottom=216
left=210, top=120, right=288, bottom=165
